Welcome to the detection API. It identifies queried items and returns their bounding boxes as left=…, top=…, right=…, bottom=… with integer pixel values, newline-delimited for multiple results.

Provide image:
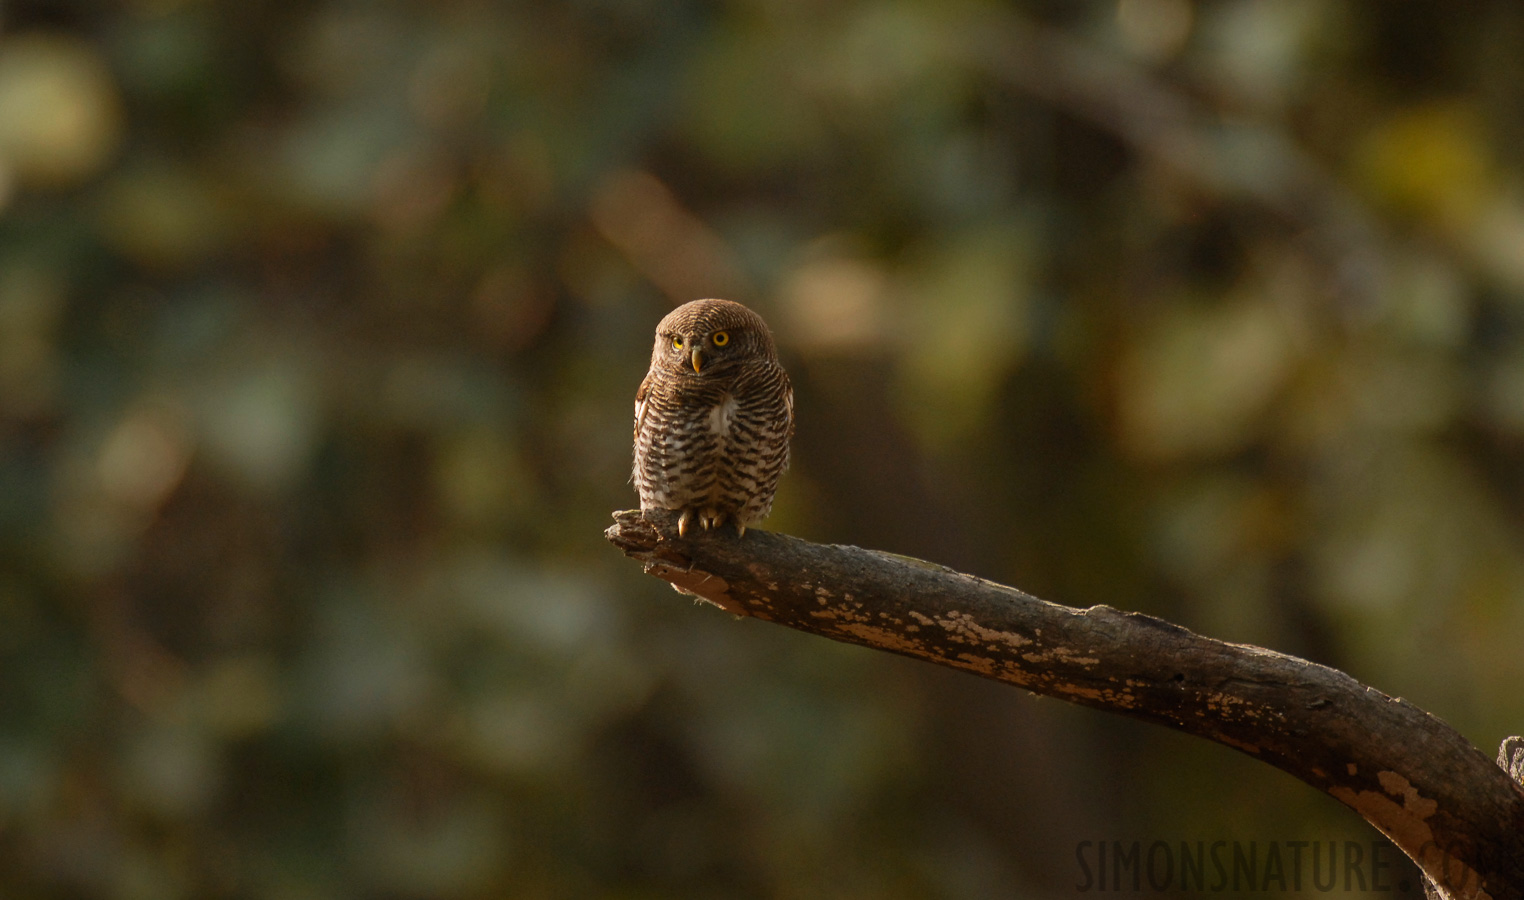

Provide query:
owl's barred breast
left=634, top=371, right=787, bottom=511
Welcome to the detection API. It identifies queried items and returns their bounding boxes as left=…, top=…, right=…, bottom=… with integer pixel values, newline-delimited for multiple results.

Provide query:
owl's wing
left=781, top=368, right=796, bottom=439
left=633, top=371, right=653, bottom=442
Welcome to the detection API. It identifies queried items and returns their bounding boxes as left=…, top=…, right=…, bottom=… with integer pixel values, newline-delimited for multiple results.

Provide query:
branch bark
left=607, top=509, right=1524, bottom=900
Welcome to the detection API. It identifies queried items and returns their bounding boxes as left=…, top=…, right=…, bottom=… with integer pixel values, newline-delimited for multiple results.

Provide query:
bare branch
left=608, top=509, right=1524, bottom=900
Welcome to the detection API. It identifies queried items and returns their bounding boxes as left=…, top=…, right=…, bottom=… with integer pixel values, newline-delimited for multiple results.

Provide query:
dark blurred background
left=1, top=0, right=1521, bottom=896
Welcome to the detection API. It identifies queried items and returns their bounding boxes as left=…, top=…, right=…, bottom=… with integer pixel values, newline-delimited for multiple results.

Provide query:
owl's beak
left=690, top=348, right=704, bottom=373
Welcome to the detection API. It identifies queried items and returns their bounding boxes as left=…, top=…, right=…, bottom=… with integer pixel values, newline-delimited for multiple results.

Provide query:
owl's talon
left=678, top=510, right=692, bottom=537
left=736, top=524, right=746, bottom=537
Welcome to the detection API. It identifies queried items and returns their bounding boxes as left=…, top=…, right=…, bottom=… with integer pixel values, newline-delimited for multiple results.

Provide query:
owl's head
left=651, top=299, right=779, bottom=377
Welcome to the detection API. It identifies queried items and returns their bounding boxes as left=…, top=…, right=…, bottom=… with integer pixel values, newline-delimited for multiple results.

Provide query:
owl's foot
left=677, top=508, right=734, bottom=537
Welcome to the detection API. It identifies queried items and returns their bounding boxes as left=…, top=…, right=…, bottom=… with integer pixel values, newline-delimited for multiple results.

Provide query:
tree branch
left=607, top=510, right=1524, bottom=900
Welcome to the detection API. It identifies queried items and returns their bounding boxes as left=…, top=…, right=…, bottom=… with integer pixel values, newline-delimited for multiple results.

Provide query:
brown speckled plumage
left=633, top=299, right=793, bottom=536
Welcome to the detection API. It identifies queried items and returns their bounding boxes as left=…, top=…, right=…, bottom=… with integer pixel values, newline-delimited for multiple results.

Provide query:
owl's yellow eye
left=671, top=336, right=683, bottom=350
left=712, top=331, right=730, bottom=346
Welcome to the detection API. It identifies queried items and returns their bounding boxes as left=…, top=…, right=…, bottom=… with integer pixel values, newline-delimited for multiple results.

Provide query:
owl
left=634, top=299, right=793, bottom=537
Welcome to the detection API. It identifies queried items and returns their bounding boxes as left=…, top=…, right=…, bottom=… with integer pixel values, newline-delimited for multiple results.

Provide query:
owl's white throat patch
left=708, top=395, right=739, bottom=435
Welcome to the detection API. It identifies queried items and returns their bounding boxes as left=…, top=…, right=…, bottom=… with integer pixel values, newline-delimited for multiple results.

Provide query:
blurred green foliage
left=1, top=0, right=1521, bottom=896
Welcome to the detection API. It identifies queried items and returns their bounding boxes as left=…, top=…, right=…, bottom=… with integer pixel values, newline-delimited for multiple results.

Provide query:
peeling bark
left=607, top=509, right=1524, bottom=900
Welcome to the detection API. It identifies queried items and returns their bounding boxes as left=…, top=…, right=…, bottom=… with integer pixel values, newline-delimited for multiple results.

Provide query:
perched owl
left=634, top=299, right=793, bottom=537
